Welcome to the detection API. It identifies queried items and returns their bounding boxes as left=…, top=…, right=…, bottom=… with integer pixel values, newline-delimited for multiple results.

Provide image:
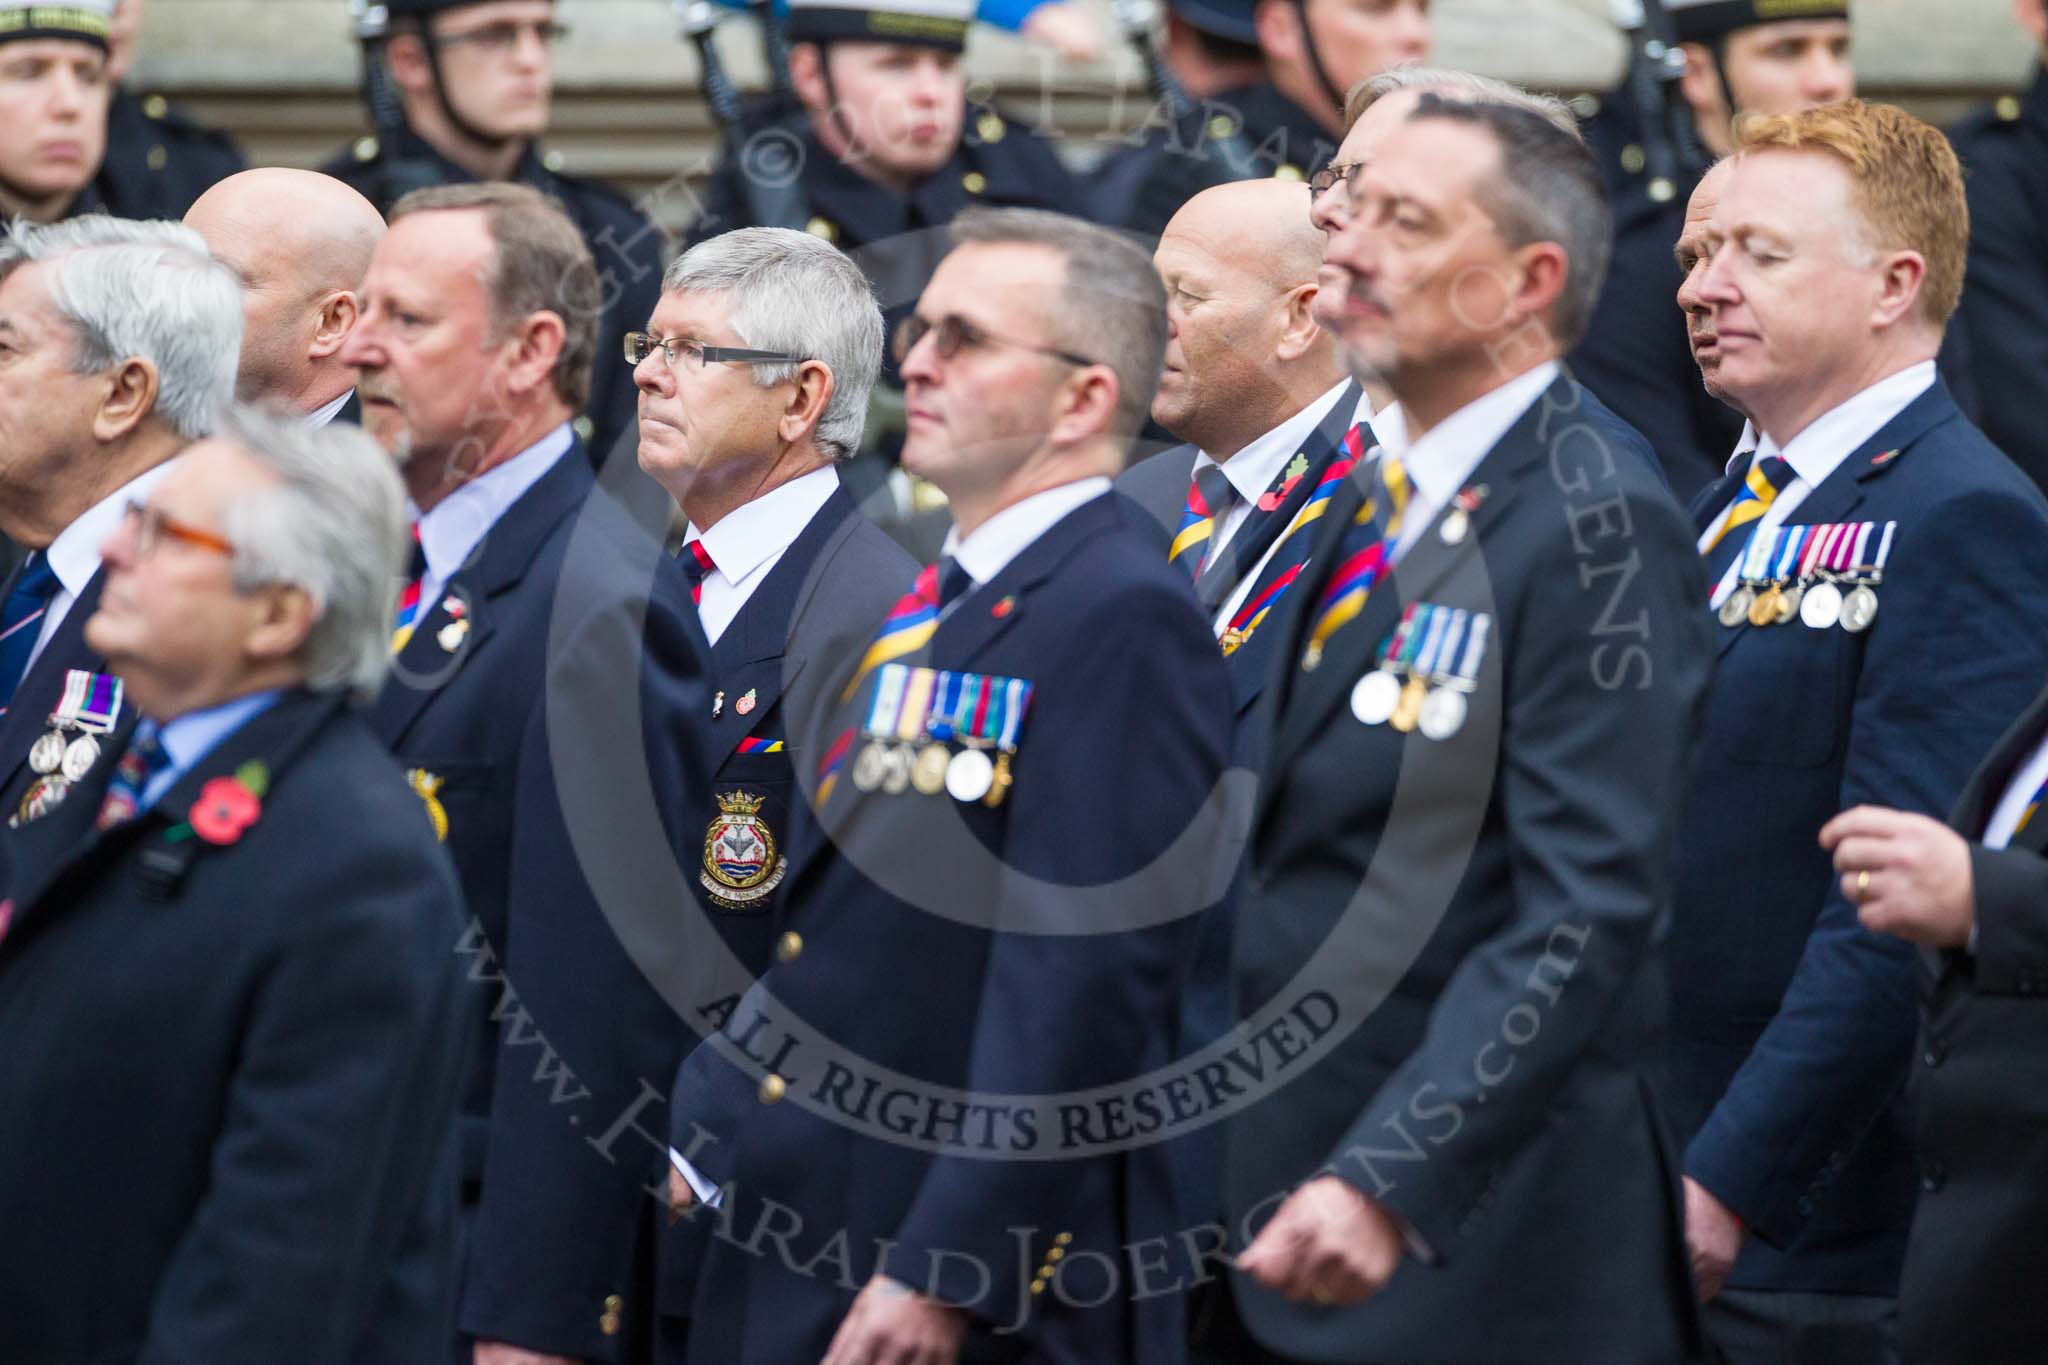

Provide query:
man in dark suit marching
left=0, top=407, right=470, bottom=1365
left=338, top=181, right=713, bottom=1364
left=1212, top=96, right=1710, bottom=1364
left=1819, top=671, right=2048, bottom=1365
left=467, top=225, right=915, bottom=1363
left=0, top=216, right=241, bottom=826
left=663, top=207, right=1231, bottom=1363
left=1670, top=100, right=2048, bottom=1365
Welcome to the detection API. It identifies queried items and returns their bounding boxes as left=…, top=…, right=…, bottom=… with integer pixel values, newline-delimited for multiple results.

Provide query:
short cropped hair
left=388, top=182, right=603, bottom=411
left=1345, top=65, right=1583, bottom=142
left=216, top=404, right=411, bottom=704
left=1737, top=98, right=1968, bottom=326
left=1405, top=94, right=1611, bottom=350
left=663, top=228, right=884, bottom=460
left=947, top=208, right=1167, bottom=445
left=0, top=216, right=240, bottom=439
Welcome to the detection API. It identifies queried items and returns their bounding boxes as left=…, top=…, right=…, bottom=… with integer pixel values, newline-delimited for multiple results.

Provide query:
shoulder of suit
left=959, top=110, right=1081, bottom=204
left=833, top=508, right=922, bottom=585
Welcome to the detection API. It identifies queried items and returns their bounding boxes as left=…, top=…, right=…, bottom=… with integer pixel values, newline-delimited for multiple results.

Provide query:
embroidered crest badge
left=700, top=789, right=785, bottom=909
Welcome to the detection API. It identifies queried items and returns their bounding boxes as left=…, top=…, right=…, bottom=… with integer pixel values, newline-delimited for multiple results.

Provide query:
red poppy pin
left=174, top=760, right=270, bottom=847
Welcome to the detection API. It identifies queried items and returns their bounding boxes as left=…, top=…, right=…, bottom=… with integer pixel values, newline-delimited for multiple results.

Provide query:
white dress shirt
left=1194, top=380, right=1348, bottom=560
left=1382, top=361, right=1560, bottom=566
left=33, top=458, right=181, bottom=672
left=411, top=422, right=574, bottom=613
left=683, top=466, right=840, bottom=646
left=1698, top=361, right=1936, bottom=607
left=306, top=390, right=354, bottom=429
left=1983, top=734, right=2048, bottom=852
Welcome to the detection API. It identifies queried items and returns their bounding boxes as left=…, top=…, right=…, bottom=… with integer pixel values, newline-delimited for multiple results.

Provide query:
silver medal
left=1839, top=584, right=1879, bottom=633
left=851, top=741, right=890, bottom=792
left=1350, top=670, right=1402, bottom=726
left=880, top=744, right=913, bottom=795
left=1799, top=580, right=1842, bottom=630
left=1718, top=585, right=1755, bottom=629
left=1439, top=509, right=1469, bottom=546
left=60, top=732, right=100, bottom=782
left=1418, top=687, right=1469, bottom=741
left=945, top=748, right=995, bottom=803
left=29, top=729, right=67, bottom=776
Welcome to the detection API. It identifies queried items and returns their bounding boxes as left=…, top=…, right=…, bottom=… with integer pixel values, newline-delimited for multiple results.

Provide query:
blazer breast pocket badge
left=1351, top=602, right=1489, bottom=741
left=702, top=789, right=787, bottom=910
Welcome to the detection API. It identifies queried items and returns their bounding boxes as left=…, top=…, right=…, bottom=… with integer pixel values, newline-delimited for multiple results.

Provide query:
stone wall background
left=130, top=0, right=2040, bottom=235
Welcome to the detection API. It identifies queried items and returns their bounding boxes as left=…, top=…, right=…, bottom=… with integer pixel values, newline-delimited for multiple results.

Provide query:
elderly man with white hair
left=465, top=225, right=915, bottom=1365
left=0, top=214, right=239, bottom=825
left=0, top=404, right=471, bottom=1365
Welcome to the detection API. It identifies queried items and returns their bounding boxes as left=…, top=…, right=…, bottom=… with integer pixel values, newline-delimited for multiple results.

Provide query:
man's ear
left=780, top=360, right=837, bottom=446
left=496, top=310, right=568, bottom=400
left=385, top=29, right=436, bottom=98
left=243, top=582, right=319, bottom=670
left=93, top=358, right=160, bottom=444
left=1047, top=365, right=1121, bottom=450
left=1274, top=281, right=1323, bottom=362
left=1870, top=250, right=1928, bottom=333
left=309, top=291, right=359, bottom=362
left=790, top=43, right=829, bottom=117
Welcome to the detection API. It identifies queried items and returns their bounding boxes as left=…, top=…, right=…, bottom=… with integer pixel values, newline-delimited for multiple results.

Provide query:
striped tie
left=1300, top=452, right=1410, bottom=671
left=391, top=523, right=427, bottom=654
left=1704, top=454, right=1796, bottom=553
left=95, top=722, right=170, bottom=829
left=0, top=551, right=62, bottom=713
left=1169, top=464, right=1238, bottom=581
left=2015, top=773, right=2048, bottom=837
left=1220, top=422, right=1370, bottom=653
left=680, top=539, right=717, bottom=606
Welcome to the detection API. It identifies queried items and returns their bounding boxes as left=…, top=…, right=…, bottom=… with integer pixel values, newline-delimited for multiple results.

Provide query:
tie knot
left=935, top=555, right=975, bottom=610
left=124, top=723, right=170, bottom=783
left=1191, top=464, right=1236, bottom=521
left=10, top=551, right=59, bottom=604
left=681, top=539, right=717, bottom=584
left=1753, top=454, right=1795, bottom=495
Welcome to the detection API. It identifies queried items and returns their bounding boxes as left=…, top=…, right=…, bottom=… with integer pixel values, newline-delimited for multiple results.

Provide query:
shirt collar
left=46, top=458, right=180, bottom=601
left=1350, top=389, right=1409, bottom=456
left=1723, top=421, right=1761, bottom=474
left=1761, top=361, right=1936, bottom=490
left=152, top=688, right=285, bottom=784
left=688, top=465, right=840, bottom=587
left=306, top=390, right=354, bottom=429
left=1400, top=361, right=1560, bottom=507
left=1193, top=380, right=1350, bottom=504
left=413, top=423, right=573, bottom=587
left=941, top=478, right=1112, bottom=589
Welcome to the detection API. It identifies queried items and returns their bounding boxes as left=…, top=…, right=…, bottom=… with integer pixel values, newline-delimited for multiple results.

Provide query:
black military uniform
left=320, top=0, right=663, bottom=466
left=1089, top=0, right=1335, bottom=241
left=1950, top=62, right=2048, bottom=496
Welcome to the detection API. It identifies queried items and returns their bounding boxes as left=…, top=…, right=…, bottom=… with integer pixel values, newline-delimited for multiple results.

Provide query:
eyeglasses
left=1309, top=160, right=1363, bottom=199
left=891, top=313, right=1097, bottom=369
left=121, top=499, right=234, bottom=559
left=431, top=19, right=572, bottom=54
left=624, top=333, right=805, bottom=371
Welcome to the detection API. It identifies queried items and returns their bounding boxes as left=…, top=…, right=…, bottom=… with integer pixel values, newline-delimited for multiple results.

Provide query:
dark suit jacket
left=1226, top=371, right=1711, bottom=1364
left=1891, top=681, right=2048, bottom=1363
left=0, top=568, right=140, bottom=827
left=1671, top=379, right=2048, bottom=1296
left=460, top=482, right=908, bottom=1359
left=669, top=490, right=1230, bottom=1364
left=0, top=689, right=469, bottom=1365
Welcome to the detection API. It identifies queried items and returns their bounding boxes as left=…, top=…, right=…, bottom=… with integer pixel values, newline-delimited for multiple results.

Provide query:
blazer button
left=758, top=1074, right=787, bottom=1104
left=600, top=1293, right=623, bottom=1335
left=777, top=931, right=804, bottom=963
left=1921, top=1159, right=1947, bottom=1193
left=1922, top=1043, right=1946, bottom=1068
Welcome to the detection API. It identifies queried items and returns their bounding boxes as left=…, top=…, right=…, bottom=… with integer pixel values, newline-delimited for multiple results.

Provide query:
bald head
left=184, top=169, right=386, bottom=411
left=1152, top=180, right=1343, bottom=458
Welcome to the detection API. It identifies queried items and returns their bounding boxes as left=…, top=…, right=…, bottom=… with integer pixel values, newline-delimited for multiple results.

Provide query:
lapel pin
left=736, top=688, right=757, bottom=716
left=991, top=596, right=1016, bottom=619
left=1870, top=448, right=1901, bottom=468
left=437, top=618, right=469, bottom=652
left=713, top=690, right=725, bottom=719
left=1440, top=484, right=1490, bottom=545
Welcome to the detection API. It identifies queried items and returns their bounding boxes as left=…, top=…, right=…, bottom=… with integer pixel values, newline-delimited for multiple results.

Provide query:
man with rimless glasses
left=322, top=0, right=664, bottom=467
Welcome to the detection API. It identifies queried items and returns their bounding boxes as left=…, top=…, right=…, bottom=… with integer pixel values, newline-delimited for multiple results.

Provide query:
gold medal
left=1747, top=585, right=1782, bottom=628
left=911, top=743, right=951, bottom=796
left=983, top=751, right=1014, bottom=808
left=1390, top=676, right=1428, bottom=733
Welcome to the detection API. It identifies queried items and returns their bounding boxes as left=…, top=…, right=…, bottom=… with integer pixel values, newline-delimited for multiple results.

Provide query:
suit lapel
left=1199, top=383, right=1364, bottom=612
left=367, top=447, right=594, bottom=744
left=1711, top=383, right=1957, bottom=660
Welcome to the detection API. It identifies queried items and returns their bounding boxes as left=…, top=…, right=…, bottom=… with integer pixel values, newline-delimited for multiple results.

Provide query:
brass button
left=1998, top=95, right=2022, bottom=122
left=758, top=1073, right=787, bottom=1104
left=976, top=112, right=1005, bottom=143
left=777, top=931, right=804, bottom=963
left=1620, top=143, right=1646, bottom=175
left=1568, top=93, right=1599, bottom=120
left=1273, top=163, right=1304, bottom=182
left=1046, top=1246, right=1064, bottom=1262
left=354, top=135, right=381, bottom=163
left=1206, top=114, right=1236, bottom=140
left=142, top=94, right=169, bottom=120
left=1030, top=1279, right=1047, bottom=1295
left=1054, top=1231, right=1072, bottom=1245
left=600, top=1293, right=623, bottom=1335
left=543, top=149, right=566, bottom=172
left=962, top=171, right=987, bottom=195
left=805, top=216, right=838, bottom=242
left=1648, top=177, right=1676, bottom=204
left=147, top=145, right=168, bottom=172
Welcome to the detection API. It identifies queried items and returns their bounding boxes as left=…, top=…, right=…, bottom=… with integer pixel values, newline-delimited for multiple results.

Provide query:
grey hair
left=1405, top=94, right=1612, bottom=350
left=0, top=216, right=241, bottom=439
left=948, top=208, right=1167, bottom=445
left=663, top=228, right=884, bottom=460
left=1348, top=65, right=1584, bottom=142
left=215, top=404, right=410, bottom=704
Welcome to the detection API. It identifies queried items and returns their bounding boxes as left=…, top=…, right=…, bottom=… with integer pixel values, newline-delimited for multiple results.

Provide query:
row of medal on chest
left=1721, top=521, right=1896, bottom=633
left=1348, top=602, right=1492, bottom=739
left=853, top=663, right=1033, bottom=805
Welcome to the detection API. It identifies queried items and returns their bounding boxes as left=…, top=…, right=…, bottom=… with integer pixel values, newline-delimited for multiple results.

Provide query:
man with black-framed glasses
left=321, top=0, right=663, bottom=468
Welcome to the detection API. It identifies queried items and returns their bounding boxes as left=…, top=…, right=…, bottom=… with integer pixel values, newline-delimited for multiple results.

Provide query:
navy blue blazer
left=1226, top=371, right=1710, bottom=1364
left=460, top=481, right=908, bottom=1360
left=668, top=491, right=1230, bottom=1364
left=0, top=689, right=470, bottom=1365
left=1670, top=379, right=2048, bottom=1296
left=0, top=567, right=142, bottom=832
